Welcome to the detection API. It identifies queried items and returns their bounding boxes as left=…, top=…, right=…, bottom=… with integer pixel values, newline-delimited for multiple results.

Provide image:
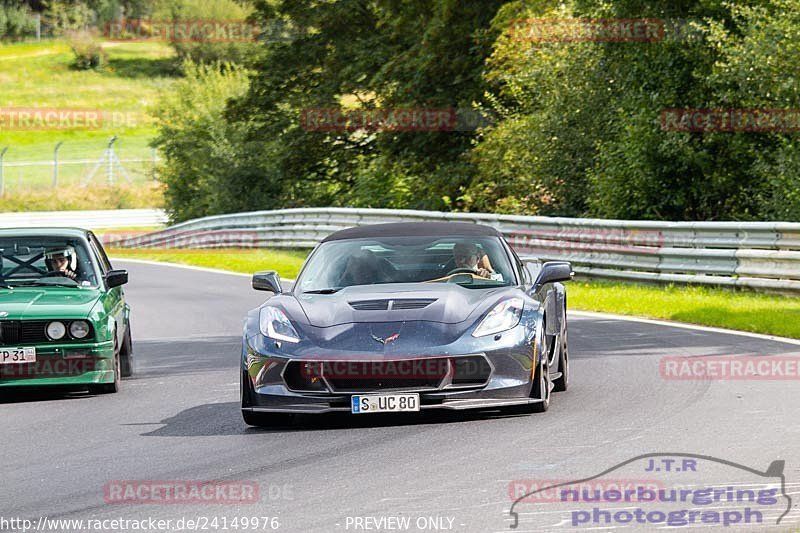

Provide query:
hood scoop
left=348, top=298, right=437, bottom=311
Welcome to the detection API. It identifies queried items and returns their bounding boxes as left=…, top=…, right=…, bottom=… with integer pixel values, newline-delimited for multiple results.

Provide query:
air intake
left=348, top=299, right=437, bottom=311
left=390, top=299, right=437, bottom=310
left=349, top=299, right=390, bottom=311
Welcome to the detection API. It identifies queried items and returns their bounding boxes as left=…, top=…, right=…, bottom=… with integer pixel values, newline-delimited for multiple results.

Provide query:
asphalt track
left=1, top=260, right=799, bottom=532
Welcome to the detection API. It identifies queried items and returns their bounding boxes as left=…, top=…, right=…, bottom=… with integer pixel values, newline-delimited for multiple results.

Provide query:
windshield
left=296, top=235, right=516, bottom=293
left=0, top=237, right=100, bottom=289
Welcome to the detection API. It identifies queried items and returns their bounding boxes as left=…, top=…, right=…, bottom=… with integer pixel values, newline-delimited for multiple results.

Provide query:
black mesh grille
left=451, top=355, right=492, bottom=386
left=0, top=321, right=22, bottom=344
left=0, top=320, right=94, bottom=345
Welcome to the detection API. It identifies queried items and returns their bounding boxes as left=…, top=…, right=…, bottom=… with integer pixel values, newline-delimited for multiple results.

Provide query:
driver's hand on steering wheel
left=475, top=267, right=492, bottom=278
left=62, top=269, right=77, bottom=280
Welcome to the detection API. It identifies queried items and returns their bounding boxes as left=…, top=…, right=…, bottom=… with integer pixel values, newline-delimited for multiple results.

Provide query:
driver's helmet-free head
left=453, top=242, right=480, bottom=268
left=45, top=246, right=77, bottom=272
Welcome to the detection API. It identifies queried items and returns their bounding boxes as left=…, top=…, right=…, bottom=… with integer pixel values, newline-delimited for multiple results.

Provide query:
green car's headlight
left=259, top=307, right=300, bottom=344
left=472, top=298, right=524, bottom=337
left=69, top=320, right=90, bottom=339
left=46, top=321, right=66, bottom=340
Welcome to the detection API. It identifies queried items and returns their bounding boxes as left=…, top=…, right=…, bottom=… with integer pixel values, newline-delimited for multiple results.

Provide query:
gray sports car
left=240, top=222, right=572, bottom=426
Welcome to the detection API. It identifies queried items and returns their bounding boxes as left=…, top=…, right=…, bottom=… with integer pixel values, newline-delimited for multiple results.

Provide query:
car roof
left=321, top=221, right=503, bottom=242
left=0, top=227, right=91, bottom=239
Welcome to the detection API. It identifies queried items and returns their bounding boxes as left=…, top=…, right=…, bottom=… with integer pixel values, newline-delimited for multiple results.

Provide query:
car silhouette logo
left=508, top=453, right=792, bottom=529
left=0, top=311, right=8, bottom=317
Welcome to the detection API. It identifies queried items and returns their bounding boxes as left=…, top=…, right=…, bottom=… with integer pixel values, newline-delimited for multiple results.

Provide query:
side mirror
left=533, top=261, right=573, bottom=290
left=105, top=269, right=128, bottom=288
left=252, top=270, right=282, bottom=293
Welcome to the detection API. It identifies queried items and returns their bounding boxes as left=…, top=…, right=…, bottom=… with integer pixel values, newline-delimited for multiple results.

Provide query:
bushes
left=66, top=30, right=107, bottom=69
left=44, top=1, right=94, bottom=35
left=152, top=0, right=258, bottom=66
left=0, top=4, right=38, bottom=41
left=149, top=60, right=252, bottom=222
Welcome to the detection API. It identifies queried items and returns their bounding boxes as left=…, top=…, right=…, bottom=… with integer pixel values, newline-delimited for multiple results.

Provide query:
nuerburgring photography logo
left=508, top=453, right=792, bottom=530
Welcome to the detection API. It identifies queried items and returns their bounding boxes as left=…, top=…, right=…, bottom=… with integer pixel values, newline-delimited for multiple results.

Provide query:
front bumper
left=242, top=339, right=539, bottom=414
left=0, top=341, right=115, bottom=387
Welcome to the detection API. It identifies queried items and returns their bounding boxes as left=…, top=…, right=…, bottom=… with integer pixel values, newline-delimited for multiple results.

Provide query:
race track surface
left=2, top=260, right=798, bottom=532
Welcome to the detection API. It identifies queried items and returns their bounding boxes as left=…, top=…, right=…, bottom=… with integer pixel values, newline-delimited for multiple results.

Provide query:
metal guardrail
left=0, top=208, right=167, bottom=229
left=106, top=207, right=800, bottom=292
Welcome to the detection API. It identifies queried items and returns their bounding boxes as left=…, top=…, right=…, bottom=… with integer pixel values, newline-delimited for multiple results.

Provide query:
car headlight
left=472, top=298, right=524, bottom=337
left=69, top=320, right=90, bottom=339
left=259, top=307, right=300, bottom=344
left=46, top=321, right=66, bottom=340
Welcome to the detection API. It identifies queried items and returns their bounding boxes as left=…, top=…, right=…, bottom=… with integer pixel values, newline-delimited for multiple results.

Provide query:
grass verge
left=107, top=248, right=800, bottom=340
left=108, top=247, right=310, bottom=279
left=0, top=183, right=164, bottom=211
left=570, top=280, right=800, bottom=340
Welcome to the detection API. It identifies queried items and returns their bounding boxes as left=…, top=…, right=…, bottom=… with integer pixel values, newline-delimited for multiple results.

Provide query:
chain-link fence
left=0, top=138, right=158, bottom=194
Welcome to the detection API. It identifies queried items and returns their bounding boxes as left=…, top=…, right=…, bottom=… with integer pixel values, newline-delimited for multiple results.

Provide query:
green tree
left=150, top=61, right=254, bottom=222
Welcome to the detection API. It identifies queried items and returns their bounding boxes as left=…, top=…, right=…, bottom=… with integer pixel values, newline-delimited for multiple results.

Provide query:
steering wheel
left=445, top=267, right=477, bottom=277
left=41, top=270, right=74, bottom=279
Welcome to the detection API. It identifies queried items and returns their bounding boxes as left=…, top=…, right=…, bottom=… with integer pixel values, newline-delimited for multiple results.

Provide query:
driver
left=44, top=246, right=79, bottom=280
left=452, top=242, right=494, bottom=278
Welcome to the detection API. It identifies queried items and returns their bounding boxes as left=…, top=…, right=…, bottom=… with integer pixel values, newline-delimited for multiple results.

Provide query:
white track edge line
left=571, top=310, right=800, bottom=347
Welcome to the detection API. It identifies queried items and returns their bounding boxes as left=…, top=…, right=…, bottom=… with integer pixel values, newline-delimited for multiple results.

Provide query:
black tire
left=120, top=324, right=134, bottom=378
left=89, top=335, right=120, bottom=394
left=552, top=309, right=569, bottom=392
left=530, top=357, right=550, bottom=413
left=240, top=369, right=292, bottom=427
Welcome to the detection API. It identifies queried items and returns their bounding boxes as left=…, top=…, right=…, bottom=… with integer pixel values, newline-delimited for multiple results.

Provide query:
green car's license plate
left=0, top=347, right=36, bottom=364
left=351, top=393, right=420, bottom=414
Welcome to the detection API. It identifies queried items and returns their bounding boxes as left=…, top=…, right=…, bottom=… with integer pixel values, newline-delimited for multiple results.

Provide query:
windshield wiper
left=303, top=287, right=343, bottom=294
left=0, top=282, right=12, bottom=289
left=32, top=279, right=78, bottom=288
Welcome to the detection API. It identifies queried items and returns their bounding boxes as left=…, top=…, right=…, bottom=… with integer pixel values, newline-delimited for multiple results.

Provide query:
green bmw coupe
left=0, top=228, right=131, bottom=394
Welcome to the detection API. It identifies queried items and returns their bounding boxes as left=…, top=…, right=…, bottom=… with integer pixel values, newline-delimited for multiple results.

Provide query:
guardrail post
left=107, top=136, right=118, bottom=185
left=53, top=141, right=64, bottom=188
left=0, top=147, right=7, bottom=196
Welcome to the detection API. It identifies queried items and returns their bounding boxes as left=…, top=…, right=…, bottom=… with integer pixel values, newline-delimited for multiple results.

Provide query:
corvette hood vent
left=297, top=284, right=501, bottom=327
left=349, top=298, right=437, bottom=311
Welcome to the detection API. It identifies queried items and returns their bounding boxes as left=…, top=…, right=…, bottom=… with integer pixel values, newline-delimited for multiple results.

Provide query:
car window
left=296, top=235, right=515, bottom=292
left=88, top=233, right=112, bottom=274
left=0, top=237, right=100, bottom=288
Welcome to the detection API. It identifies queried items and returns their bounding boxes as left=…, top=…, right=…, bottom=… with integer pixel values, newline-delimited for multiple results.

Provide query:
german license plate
left=0, top=347, right=36, bottom=364
left=351, top=393, right=420, bottom=414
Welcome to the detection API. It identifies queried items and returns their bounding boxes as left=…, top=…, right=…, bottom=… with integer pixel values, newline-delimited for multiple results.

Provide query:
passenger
left=341, top=250, right=380, bottom=286
left=452, top=242, right=494, bottom=278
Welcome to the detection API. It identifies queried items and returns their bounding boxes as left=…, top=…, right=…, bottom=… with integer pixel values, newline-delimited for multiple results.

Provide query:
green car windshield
left=0, top=237, right=100, bottom=289
left=296, top=235, right=516, bottom=293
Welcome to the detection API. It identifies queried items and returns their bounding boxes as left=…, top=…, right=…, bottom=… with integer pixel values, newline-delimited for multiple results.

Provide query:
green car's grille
left=0, top=320, right=95, bottom=345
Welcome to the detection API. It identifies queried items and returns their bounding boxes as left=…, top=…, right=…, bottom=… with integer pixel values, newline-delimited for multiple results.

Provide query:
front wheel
left=530, top=357, right=551, bottom=413
left=120, top=324, right=134, bottom=378
left=552, top=309, right=569, bottom=392
left=513, top=354, right=551, bottom=415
